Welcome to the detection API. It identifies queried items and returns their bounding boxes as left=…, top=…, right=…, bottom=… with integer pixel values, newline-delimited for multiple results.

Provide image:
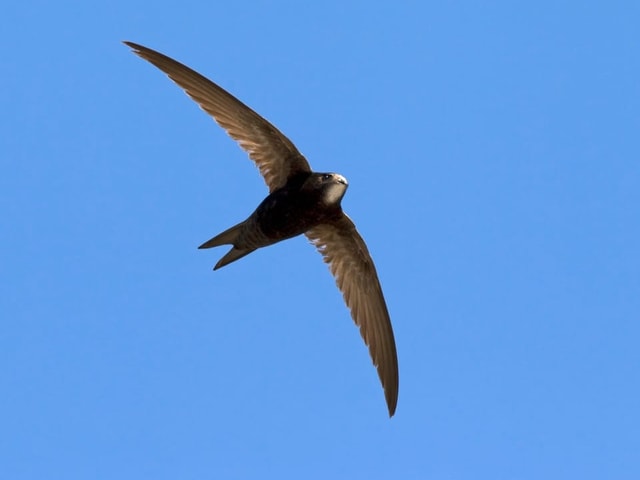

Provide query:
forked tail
left=198, top=221, right=256, bottom=270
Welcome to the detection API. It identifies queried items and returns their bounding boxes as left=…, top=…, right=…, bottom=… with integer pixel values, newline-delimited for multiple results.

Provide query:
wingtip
left=387, top=399, right=397, bottom=418
left=385, top=382, right=398, bottom=418
left=123, top=41, right=144, bottom=53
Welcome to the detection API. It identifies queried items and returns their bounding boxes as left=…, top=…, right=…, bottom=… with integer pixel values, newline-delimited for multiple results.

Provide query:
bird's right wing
left=124, top=42, right=311, bottom=192
left=306, top=214, right=399, bottom=416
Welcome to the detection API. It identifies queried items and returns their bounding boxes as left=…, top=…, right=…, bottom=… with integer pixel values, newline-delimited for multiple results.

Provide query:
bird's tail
left=198, top=221, right=255, bottom=270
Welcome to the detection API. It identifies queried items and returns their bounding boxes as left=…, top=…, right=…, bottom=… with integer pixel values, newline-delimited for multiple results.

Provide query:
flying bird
left=124, top=41, right=399, bottom=416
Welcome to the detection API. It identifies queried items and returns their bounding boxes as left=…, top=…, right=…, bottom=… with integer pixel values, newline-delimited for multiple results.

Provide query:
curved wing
left=124, top=41, right=311, bottom=192
left=306, top=214, right=399, bottom=416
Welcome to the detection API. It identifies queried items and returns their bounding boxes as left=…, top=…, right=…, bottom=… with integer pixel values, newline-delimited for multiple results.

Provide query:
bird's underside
left=124, top=41, right=399, bottom=416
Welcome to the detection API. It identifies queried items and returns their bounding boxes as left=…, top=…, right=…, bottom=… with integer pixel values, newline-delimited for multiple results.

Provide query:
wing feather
left=124, top=41, right=311, bottom=192
left=306, top=214, right=399, bottom=416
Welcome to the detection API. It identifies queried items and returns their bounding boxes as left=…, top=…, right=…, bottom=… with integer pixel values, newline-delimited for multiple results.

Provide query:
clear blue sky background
left=2, top=1, right=639, bottom=478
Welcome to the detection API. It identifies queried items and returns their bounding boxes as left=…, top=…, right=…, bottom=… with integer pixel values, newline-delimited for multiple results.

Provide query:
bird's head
left=303, top=172, right=349, bottom=206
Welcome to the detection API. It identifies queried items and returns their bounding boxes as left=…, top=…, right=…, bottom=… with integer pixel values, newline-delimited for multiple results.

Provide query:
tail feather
left=214, top=247, right=254, bottom=270
left=198, top=222, right=244, bottom=249
left=199, top=221, right=256, bottom=270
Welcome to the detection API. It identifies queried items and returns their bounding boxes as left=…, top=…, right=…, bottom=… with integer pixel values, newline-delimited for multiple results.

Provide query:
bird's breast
left=254, top=188, right=339, bottom=240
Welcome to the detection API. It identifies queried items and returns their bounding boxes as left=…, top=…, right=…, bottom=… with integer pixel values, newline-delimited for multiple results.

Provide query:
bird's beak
left=335, top=174, right=348, bottom=186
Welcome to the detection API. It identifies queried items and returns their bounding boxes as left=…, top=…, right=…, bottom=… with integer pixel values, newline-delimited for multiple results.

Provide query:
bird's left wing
left=124, top=42, right=311, bottom=192
left=305, top=214, right=399, bottom=416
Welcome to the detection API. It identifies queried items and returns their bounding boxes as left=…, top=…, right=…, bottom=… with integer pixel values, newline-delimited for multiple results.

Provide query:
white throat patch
left=323, top=182, right=347, bottom=205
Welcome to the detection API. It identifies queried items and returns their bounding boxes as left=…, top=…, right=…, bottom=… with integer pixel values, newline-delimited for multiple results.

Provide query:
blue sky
left=2, top=1, right=639, bottom=478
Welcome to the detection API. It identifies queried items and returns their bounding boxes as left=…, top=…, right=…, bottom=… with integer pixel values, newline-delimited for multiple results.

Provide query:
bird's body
left=124, top=42, right=399, bottom=416
left=202, top=172, right=349, bottom=269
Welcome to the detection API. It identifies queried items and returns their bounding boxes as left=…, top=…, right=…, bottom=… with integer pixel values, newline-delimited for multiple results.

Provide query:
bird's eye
left=322, top=174, right=332, bottom=180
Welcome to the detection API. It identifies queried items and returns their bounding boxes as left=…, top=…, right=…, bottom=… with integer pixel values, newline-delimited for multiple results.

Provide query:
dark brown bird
left=124, top=41, right=399, bottom=416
